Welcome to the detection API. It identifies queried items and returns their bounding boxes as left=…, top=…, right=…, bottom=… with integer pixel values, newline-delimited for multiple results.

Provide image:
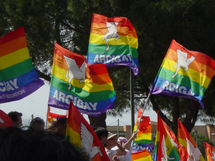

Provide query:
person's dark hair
left=30, top=117, right=45, bottom=127
left=94, top=127, right=108, bottom=140
left=57, top=117, right=67, bottom=126
left=8, top=111, right=22, bottom=122
left=0, top=127, right=89, bottom=161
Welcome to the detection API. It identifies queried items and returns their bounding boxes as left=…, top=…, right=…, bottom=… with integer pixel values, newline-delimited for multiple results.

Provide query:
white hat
left=107, top=132, right=117, bottom=140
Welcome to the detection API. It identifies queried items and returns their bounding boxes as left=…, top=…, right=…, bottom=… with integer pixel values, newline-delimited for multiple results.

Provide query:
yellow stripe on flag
left=65, top=124, right=81, bottom=148
left=135, top=133, right=152, bottom=141
left=0, top=47, right=30, bottom=70
left=162, top=58, right=210, bottom=89
left=52, top=64, right=115, bottom=92
left=89, top=33, right=138, bottom=48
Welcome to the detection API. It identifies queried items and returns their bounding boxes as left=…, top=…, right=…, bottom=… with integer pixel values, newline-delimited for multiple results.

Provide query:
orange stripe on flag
left=0, top=36, right=27, bottom=57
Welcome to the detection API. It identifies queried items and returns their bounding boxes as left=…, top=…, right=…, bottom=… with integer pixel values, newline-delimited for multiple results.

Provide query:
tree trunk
left=88, top=112, right=107, bottom=130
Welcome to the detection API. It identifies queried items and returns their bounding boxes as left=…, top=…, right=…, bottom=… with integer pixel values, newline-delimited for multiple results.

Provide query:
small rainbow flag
left=150, top=39, right=215, bottom=108
left=178, top=118, right=205, bottom=161
left=132, top=149, right=152, bottom=161
left=131, top=107, right=154, bottom=154
left=48, top=43, right=116, bottom=116
left=65, top=101, right=110, bottom=161
left=0, top=27, right=44, bottom=103
left=153, top=112, right=180, bottom=161
left=87, top=13, right=139, bottom=75
left=204, top=142, right=215, bottom=161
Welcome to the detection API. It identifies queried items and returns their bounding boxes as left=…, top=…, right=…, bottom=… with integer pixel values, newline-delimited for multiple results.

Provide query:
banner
left=178, top=118, right=205, bottom=161
left=48, top=43, right=116, bottom=116
left=150, top=39, right=215, bottom=108
left=66, top=101, right=110, bottom=161
left=204, top=142, right=215, bottom=161
left=153, top=112, right=180, bottom=161
left=87, top=13, right=139, bottom=75
left=131, top=107, right=154, bottom=153
left=0, top=27, right=44, bottom=103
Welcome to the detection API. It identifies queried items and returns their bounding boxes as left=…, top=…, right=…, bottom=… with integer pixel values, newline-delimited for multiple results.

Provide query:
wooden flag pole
left=135, top=93, right=151, bottom=132
left=130, top=69, right=135, bottom=132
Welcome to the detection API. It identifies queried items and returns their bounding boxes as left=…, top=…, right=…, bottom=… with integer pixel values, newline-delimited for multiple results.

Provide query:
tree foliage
left=1, top=0, right=215, bottom=132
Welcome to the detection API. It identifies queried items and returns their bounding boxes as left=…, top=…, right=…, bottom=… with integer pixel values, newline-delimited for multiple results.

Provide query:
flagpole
left=46, top=106, right=50, bottom=129
left=130, top=69, right=135, bottom=133
left=135, top=93, right=151, bottom=131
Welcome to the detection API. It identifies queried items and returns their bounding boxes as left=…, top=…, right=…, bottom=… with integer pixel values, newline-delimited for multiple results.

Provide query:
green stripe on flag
left=50, top=75, right=116, bottom=102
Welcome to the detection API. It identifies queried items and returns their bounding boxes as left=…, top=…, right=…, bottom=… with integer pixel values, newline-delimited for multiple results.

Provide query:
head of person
left=8, top=111, right=23, bottom=128
left=30, top=117, right=45, bottom=132
left=0, top=127, right=89, bottom=161
left=55, top=117, right=67, bottom=138
left=94, top=127, right=108, bottom=147
left=47, top=120, right=58, bottom=132
left=117, top=137, right=128, bottom=146
left=106, top=132, right=117, bottom=148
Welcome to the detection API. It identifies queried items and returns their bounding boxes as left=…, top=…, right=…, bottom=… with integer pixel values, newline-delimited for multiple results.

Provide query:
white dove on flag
left=81, top=123, right=102, bottom=160
left=172, top=49, right=195, bottom=78
left=63, top=55, right=86, bottom=90
left=186, top=138, right=201, bottom=161
left=212, top=151, right=215, bottom=160
left=161, top=135, right=175, bottom=161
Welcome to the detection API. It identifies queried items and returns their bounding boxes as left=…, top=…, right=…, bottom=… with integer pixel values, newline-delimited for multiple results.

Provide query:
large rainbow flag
left=0, top=27, right=44, bottom=103
left=131, top=107, right=154, bottom=154
left=204, top=142, right=215, bottom=161
left=48, top=43, right=116, bottom=116
left=150, top=39, right=215, bottom=108
left=87, top=13, right=139, bottom=75
left=153, top=112, right=180, bottom=161
left=178, top=118, right=205, bottom=161
left=65, top=101, right=110, bottom=161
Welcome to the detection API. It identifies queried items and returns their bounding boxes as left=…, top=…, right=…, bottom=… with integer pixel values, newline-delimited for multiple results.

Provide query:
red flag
left=204, top=142, right=215, bottom=161
left=153, top=112, right=180, bottom=161
left=65, top=101, right=110, bottom=161
left=0, top=110, right=13, bottom=128
left=178, top=119, right=205, bottom=161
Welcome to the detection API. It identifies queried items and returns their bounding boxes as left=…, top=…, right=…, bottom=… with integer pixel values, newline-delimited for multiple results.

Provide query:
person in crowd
left=8, top=111, right=23, bottom=128
left=47, top=120, right=58, bottom=132
left=29, top=117, right=45, bottom=132
left=112, top=131, right=138, bottom=161
left=94, top=127, right=108, bottom=147
left=105, top=132, right=126, bottom=161
left=0, top=127, right=89, bottom=161
left=55, top=117, right=67, bottom=138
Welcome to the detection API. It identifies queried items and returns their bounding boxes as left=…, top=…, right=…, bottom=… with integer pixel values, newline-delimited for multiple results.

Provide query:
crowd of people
left=0, top=110, right=137, bottom=161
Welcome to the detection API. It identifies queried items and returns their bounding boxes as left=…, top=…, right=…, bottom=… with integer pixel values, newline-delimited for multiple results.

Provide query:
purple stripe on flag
left=0, top=78, right=44, bottom=103
left=48, top=96, right=69, bottom=110
left=48, top=96, right=114, bottom=116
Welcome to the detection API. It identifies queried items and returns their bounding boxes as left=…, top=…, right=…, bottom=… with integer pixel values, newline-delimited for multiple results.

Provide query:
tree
left=1, top=0, right=215, bottom=132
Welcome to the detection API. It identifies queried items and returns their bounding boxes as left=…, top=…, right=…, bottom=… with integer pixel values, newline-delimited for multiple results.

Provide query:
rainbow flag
left=150, top=39, right=215, bottom=108
left=178, top=118, right=205, bottom=161
left=204, top=142, right=215, bottom=161
left=0, top=27, right=44, bottom=103
left=132, top=149, right=152, bottom=161
left=131, top=107, right=154, bottom=154
left=153, top=112, right=180, bottom=161
left=48, top=43, right=116, bottom=116
left=87, top=13, right=139, bottom=75
left=65, top=101, right=110, bottom=161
